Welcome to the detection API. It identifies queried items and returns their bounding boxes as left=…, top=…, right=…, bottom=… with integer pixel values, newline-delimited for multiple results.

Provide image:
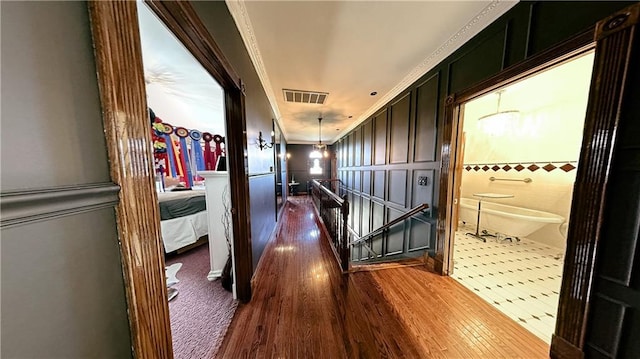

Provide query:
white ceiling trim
left=331, top=0, right=517, bottom=143
left=225, top=0, right=287, bottom=140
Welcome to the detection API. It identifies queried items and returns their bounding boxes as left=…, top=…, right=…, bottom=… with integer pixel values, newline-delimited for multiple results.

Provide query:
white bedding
left=158, top=189, right=208, bottom=252
left=161, top=210, right=208, bottom=252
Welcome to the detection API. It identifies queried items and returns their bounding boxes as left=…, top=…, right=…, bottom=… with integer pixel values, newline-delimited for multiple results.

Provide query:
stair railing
left=310, top=179, right=349, bottom=271
left=350, top=203, right=429, bottom=248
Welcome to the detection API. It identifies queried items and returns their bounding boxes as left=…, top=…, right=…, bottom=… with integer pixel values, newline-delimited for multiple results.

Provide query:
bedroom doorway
left=135, top=2, right=238, bottom=358
left=88, top=1, right=254, bottom=357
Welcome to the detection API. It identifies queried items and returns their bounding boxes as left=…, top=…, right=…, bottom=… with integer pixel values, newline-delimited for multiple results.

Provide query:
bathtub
left=458, top=197, right=564, bottom=238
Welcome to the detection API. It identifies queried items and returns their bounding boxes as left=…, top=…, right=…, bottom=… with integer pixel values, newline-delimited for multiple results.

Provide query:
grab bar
left=490, top=176, right=532, bottom=183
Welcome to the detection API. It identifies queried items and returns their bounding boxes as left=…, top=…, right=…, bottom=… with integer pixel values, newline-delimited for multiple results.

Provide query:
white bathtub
left=458, top=197, right=564, bottom=238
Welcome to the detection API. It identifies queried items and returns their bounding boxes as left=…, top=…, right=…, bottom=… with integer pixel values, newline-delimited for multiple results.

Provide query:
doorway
left=135, top=2, right=237, bottom=358
left=88, top=1, right=253, bottom=356
left=448, top=50, right=595, bottom=343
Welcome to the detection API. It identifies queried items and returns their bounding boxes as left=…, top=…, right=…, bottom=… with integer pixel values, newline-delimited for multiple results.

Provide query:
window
left=310, top=159, right=323, bottom=174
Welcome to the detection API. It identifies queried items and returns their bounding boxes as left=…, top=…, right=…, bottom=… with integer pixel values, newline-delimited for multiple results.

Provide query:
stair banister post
left=341, top=195, right=349, bottom=271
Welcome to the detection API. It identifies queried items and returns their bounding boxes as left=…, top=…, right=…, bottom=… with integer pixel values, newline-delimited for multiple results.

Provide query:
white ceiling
left=137, top=2, right=226, bottom=136
left=227, top=0, right=518, bottom=144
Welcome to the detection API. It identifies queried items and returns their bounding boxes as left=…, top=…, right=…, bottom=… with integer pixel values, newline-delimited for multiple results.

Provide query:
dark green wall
left=191, top=1, right=278, bottom=271
left=336, top=1, right=631, bottom=260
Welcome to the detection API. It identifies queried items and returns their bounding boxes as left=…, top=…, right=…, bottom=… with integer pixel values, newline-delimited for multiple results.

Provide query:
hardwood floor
left=217, top=197, right=549, bottom=358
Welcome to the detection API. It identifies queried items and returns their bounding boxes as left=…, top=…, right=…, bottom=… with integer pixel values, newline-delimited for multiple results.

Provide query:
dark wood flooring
left=217, top=197, right=549, bottom=358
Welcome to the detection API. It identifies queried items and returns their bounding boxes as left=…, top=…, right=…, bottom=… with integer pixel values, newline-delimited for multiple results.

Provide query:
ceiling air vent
left=283, top=89, right=328, bottom=105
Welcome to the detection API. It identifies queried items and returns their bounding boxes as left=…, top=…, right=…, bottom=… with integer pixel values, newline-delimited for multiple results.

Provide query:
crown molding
left=225, top=0, right=288, bottom=141
left=330, top=0, right=517, bottom=143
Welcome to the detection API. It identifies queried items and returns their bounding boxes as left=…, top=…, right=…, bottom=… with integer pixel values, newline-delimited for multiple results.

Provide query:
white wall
left=459, top=52, right=595, bottom=250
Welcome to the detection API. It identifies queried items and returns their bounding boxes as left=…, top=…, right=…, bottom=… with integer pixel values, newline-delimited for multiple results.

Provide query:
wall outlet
left=418, top=176, right=429, bottom=186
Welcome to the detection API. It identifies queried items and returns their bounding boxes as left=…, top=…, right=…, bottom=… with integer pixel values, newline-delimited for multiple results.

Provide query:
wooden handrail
left=347, top=226, right=378, bottom=256
left=312, top=179, right=344, bottom=205
left=350, top=203, right=429, bottom=246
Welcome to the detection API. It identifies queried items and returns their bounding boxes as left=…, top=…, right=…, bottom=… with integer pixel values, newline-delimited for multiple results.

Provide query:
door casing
left=88, top=1, right=253, bottom=357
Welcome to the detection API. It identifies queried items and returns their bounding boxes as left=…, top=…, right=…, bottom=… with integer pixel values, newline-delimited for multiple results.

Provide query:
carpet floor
left=165, top=243, right=237, bottom=359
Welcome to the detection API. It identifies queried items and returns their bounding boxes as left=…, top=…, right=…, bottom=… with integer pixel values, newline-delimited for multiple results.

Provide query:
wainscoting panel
left=352, top=193, right=362, bottom=236
left=362, top=170, right=372, bottom=196
left=249, top=174, right=278, bottom=271
left=373, top=170, right=386, bottom=200
left=361, top=197, right=372, bottom=235
left=363, top=120, right=373, bottom=166
left=374, top=110, right=388, bottom=165
left=409, top=217, right=431, bottom=251
left=585, top=294, right=629, bottom=358
left=348, top=132, right=355, bottom=167
left=389, top=93, right=411, bottom=164
left=414, top=73, right=439, bottom=163
left=597, top=168, right=640, bottom=286
left=388, top=170, right=408, bottom=208
left=371, top=200, right=385, bottom=256
left=1, top=207, right=132, bottom=358
left=346, top=190, right=354, bottom=229
left=354, top=171, right=362, bottom=192
left=354, top=128, right=362, bottom=167
left=448, top=27, right=506, bottom=94
left=386, top=207, right=406, bottom=255
left=341, top=137, right=347, bottom=167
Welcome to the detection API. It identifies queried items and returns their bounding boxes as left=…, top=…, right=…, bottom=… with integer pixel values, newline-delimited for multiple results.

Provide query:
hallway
left=217, top=197, right=549, bottom=358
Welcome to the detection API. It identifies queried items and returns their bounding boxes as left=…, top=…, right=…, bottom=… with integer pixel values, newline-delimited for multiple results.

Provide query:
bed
left=158, top=190, right=208, bottom=253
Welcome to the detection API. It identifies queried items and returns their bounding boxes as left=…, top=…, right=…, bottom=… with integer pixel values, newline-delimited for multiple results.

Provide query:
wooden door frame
left=88, top=1, right=254, bottom=357
left=436, top=3, right=639, bottom=358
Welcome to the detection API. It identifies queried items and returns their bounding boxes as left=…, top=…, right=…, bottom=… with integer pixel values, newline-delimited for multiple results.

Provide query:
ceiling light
left=477, top=90, right=520, bottom=136
left=310, top=116, right=328, bottom=158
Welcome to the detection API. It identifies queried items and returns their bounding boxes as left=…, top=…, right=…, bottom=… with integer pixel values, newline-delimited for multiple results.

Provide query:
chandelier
left=477, top=90, right=520, bottom=136
left=309, top=116, right=328, bottom=158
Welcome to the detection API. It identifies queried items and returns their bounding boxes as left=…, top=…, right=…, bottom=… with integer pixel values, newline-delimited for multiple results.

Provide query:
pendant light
left=309, top=116, right=327, bottom=158
left=477, top=90, right=520, bottom=136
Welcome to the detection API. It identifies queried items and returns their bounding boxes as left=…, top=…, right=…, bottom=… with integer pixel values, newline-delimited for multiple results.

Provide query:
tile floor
left=451, top=226, right=565, bottom=343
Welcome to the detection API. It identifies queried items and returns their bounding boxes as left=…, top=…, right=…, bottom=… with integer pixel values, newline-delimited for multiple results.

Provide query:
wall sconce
left=256, top=130, right=274, bottom=150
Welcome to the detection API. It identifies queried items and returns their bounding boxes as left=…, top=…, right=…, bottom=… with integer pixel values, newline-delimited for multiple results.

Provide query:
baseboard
left=551, top=334, right=583, bottom=359
left=425, top=253, right=445, bottom=275
left=425, top=254, right=437, bottom=272
left=207, top=269, right=223, bottom=281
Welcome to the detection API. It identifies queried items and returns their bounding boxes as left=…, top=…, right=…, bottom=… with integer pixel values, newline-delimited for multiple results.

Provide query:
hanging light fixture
left=477, top=90, right=520, bottom=136
left=309, top=116, right=328, bottom=158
